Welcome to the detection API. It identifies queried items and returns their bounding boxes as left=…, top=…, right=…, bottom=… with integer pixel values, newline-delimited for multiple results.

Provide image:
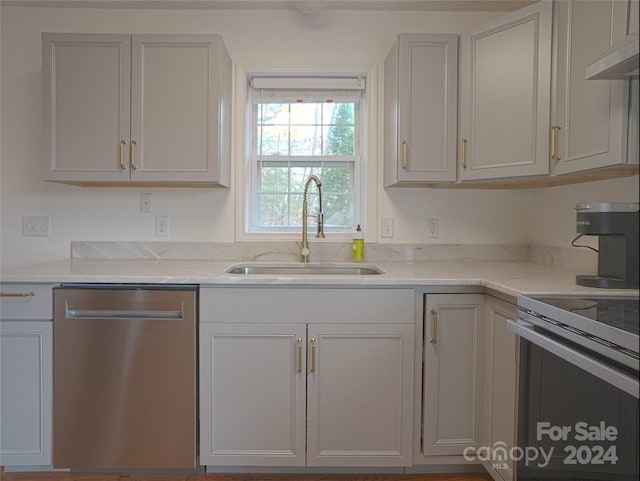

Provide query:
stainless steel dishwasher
left=52, top=285, right=197, bottom=470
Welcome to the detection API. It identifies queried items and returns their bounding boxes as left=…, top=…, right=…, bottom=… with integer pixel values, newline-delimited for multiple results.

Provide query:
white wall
left=528, top=176, right=640, bottom=249
left=3, top=4, right=631, bottom=267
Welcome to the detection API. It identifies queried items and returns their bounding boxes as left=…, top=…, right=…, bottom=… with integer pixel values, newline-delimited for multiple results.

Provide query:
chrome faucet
left=299, top=175, right=325, bottom=262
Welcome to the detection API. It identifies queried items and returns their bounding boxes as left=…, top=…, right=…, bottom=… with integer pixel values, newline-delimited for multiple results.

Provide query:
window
left=245, top=76, right=365, bottom=237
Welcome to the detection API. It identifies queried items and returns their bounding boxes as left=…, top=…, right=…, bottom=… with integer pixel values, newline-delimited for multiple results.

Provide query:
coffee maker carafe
left=574, top=202, right=639, bottom=288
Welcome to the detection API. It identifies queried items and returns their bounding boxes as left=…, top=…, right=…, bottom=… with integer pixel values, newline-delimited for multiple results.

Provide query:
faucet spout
left=300, top=175, right=325, bottom=262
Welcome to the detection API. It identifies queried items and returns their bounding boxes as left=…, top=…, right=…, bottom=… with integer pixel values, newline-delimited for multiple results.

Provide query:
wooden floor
left=0, top=472, right=492, bottom=481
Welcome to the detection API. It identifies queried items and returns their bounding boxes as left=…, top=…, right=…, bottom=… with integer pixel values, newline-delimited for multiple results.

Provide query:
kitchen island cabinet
left=43, top=33, right=231, bottom=186
left=384, top=34, right=458, bottom=186
left=199, top=287, right=415, bottom=467
left=0, top=284, right=53, bottom=467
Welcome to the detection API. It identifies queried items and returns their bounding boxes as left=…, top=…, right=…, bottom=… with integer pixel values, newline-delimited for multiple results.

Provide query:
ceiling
left=0, top=0, right=538, bottom=12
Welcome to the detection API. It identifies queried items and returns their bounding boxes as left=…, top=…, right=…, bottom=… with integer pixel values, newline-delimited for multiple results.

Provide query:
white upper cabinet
left=43, top=33, right=231, bottom=186
left=42, top=34, right=131, bottom=184
left=384, top=34, right=459, bottom=186
left=551, top=0, right=632, bottom=174
left=459, top=1, right=553, bottom=181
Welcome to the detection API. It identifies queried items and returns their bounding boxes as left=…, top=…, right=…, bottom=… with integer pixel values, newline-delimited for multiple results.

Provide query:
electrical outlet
left=155, top=216, right=169, bottom=237
left=381, top=217, right=394, bottom=238
left=22, top=216, right=50, bottom=237
left=427, top=218, right=439, bottom=238
left=140, top=193, right=152, bottom=214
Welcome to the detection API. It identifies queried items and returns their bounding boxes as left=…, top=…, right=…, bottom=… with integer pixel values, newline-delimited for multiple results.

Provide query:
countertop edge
left=2, top=259, right=638, bottom=299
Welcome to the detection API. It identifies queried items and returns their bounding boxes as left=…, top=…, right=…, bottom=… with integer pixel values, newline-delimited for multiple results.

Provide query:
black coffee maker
left=575, top=202, right=639, bottom=288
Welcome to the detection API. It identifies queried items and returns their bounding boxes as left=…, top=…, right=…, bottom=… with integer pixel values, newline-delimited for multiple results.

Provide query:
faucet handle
left=316, top=213, right=325, bottom=238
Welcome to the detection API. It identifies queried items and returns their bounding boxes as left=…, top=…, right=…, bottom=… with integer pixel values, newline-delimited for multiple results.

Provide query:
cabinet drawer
left=0, top=284, right=53, bottom=320
left=200, top=287, right=415, bottom=324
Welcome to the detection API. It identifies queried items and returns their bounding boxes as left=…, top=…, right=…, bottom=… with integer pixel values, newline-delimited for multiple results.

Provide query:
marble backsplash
left=528, top=243, right=597, bottom=272
left=70, top=241, right=597, bottom=272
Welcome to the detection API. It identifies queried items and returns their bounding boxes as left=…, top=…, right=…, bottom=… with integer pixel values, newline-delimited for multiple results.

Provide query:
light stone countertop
left=1, top=258, right=638, bottom=299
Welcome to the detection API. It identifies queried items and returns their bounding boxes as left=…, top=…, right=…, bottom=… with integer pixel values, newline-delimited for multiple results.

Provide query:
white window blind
left=251, top=76, right=365, bottom=90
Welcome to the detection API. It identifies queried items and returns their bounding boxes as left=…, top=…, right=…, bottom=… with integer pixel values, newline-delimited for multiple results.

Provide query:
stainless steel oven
left=508, top=295, right=639, bottom=481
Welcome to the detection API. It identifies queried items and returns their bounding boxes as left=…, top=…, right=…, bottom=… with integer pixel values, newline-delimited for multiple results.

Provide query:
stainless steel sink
left=225, top=262, right=384, bottom=276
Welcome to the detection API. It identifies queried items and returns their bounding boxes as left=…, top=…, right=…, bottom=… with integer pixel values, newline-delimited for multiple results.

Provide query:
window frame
left=250, top=94, right=362, bottom=233
left=235, top=65, right=376, bottom=243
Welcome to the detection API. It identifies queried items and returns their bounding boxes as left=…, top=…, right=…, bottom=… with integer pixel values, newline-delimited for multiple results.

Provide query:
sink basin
left=225, top=262, right=384, bottom=276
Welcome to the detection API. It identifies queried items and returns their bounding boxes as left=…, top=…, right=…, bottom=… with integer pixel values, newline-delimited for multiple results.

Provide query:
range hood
left=586, top=31, right=639, bottom=80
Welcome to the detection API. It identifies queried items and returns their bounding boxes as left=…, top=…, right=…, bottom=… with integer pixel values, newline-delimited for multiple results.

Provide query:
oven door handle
left=507, top=319, right=639, bottom=399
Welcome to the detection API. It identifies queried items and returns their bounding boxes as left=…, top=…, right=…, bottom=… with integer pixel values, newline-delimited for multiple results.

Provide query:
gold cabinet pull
left=430, top=309, right=438, bottom=344
left=402, top=140, right=408, bottom=170
left=551, top=125, right=562, bottom=160
left=309, top=338, right=317, bottom=373
left=130, top=140, right=138, bottom=170
left=119, top=140, right=128, bottom=170
left=461, top=138, right=467, bottom=168
left=0, top=291, right=35, bottom=297
left=297, top=338, right=303, bottom=374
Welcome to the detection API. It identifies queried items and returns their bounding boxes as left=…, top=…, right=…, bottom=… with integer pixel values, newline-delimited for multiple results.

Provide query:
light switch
left=381, top=217, right=394, bottom=238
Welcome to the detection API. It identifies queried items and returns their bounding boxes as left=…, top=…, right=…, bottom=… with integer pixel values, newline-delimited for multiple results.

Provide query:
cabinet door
left=199, top=323, right=306, bottom=466
left=130, top=35, right=231, bottom=185
left=43, top=33, right=131, bottom=183
left=552, top=0, right=630, bottom=174
left=0, top=321, right=52, bottom=466
left=483, top=297, right=518, bottom=481
left=422, top=294, right=484, bottom=456
left=384, top=34, right=458, bottom=185
left=306, top=323, right=414, bottom=467
left=459, top=1, right=552, bottom=181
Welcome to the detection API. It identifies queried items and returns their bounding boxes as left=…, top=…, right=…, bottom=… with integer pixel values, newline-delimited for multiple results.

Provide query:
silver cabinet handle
left=65, top=307, right=183, bottom=320
left=430, top=309, right=438, bottom=344
left=0, top=291, right=35, bottom=297
left=309, top=338, right=317, bottom=373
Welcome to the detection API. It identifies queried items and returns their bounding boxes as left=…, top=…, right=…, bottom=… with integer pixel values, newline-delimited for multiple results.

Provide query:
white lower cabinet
left=306, top=323, right=414, bottom=466
left=0, top=321, right=53, bottom=466
left=0, top=284, right=53, bottom=467
left=482, top=296, right=518, bottom=481
left=199, top=287, right=415, bottom=468
left=418, top=294, right=484, bottom=459
left=199, top=323, right=307, bottom=466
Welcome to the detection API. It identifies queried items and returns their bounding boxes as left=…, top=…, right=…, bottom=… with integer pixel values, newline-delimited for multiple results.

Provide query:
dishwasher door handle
left=65, top=303, right=184, bottom=320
